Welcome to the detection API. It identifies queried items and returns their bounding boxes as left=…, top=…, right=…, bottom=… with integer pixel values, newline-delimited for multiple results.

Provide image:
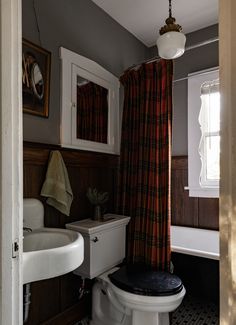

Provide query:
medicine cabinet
left=60, top=47, right=120, bottom=154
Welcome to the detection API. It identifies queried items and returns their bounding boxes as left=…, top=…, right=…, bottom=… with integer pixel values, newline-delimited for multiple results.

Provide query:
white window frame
left=187, top=67, right=219, bottom=198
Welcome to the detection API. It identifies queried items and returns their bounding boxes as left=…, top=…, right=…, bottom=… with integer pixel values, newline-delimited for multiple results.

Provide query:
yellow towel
left=41, top=150, right=73, bottom=216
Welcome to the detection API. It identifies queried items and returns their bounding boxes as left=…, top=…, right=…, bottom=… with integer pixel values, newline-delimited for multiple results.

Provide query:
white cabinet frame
left=60, top=47, right=120, bottom=154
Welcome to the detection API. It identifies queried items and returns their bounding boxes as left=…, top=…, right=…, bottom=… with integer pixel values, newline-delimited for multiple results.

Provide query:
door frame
left=0, top=0, right=236, bottom=324
left=219, top=0, right=236, bottom=324
left=0, top=0, right=23, bottom=324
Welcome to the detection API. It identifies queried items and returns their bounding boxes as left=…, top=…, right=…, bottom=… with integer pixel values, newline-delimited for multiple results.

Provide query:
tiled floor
left=76, top=318, right=89, bottom=325
left=172, top=295, right=219, bottom=325
left=77, top=295, right=219, bottom=325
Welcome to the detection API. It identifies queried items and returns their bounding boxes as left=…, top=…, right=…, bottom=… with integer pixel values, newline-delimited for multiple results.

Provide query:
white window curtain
left=199, top=79, right=220, bottom=187
left=187, top=68, right=219, bottom=198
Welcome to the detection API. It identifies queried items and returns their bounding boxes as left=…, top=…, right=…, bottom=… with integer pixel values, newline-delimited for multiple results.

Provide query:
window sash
left=187, top=67, right=219, bottom=198
left=199, top=132, right=220, bottom=187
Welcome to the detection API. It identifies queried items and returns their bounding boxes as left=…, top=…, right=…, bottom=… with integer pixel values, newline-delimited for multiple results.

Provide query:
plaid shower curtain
left=118, top=60, right=173, bottom=271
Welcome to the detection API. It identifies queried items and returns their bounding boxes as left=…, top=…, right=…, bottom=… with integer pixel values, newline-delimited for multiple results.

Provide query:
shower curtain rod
left=173, top=66, right=219, bottom=84
left=126, top=36, right=219, bottom=72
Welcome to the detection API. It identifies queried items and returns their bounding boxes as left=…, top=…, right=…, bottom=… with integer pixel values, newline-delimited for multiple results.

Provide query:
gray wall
left=22, top=0, right=149, bottom=144
left=175, top=25, right=218, bottom=156
left=172, top=25, right=218, bottom=156
left=23, top=1, right=218, bottom=153
left=148, top=25, right=218, bottom=155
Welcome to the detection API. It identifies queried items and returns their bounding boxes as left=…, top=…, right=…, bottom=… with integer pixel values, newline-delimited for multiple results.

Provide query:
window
left=199, top=79, right=220, bottom=187
left=187, top=68, right=220, bottom=197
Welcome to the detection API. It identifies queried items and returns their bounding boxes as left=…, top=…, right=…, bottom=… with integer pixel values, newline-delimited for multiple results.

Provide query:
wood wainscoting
left=23, top=145, right=218, bottom=324
left=23, top=141, right=119, bottom=227
left=171, top=156, right=219, bottom=230
left=23, top=141, right=119, bottom=324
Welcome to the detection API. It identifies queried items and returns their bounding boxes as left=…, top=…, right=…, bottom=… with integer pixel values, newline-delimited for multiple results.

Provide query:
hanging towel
left=41, top=150, right=73, bottom=216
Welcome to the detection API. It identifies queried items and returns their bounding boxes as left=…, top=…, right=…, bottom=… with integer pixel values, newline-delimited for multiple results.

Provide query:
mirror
left=76, top=76, right=108, bottom=144
left=60, top=47, right=120, bottom=154
left=31, top=62, right=44, bottom=100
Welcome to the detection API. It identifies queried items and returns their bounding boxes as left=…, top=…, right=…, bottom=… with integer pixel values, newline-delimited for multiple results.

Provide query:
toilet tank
left=66, top=214, right=130, bottom=279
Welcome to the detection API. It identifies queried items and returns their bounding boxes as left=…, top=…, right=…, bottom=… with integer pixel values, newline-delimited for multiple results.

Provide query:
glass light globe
left=157, top=31, right=186, bottom=59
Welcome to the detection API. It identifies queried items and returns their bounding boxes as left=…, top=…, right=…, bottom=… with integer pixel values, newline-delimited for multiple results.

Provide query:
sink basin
left=23, top=227, right=84, bottom=284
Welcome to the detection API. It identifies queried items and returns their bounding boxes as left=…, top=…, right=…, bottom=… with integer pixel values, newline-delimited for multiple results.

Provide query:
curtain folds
left=77, top=82, right=108, bottom=143
left=118, top=60, right=173, bottom=271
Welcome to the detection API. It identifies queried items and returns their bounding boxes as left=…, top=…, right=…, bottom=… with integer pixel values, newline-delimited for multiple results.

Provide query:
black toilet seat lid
left=108, top=265, right=183, bottom=297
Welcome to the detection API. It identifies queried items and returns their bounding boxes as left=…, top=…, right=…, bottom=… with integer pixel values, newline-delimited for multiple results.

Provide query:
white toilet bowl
left=109, top=281, right=185, bottom=325
left=66, top=217, right=185, bottom=325
left=90, top=266, right=186, bottom=325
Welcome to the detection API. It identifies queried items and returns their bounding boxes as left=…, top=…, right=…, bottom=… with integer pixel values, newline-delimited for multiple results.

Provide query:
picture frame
left=22, top=39, right=51, bottom=117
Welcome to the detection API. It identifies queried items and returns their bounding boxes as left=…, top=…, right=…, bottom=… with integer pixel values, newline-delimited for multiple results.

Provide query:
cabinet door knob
left=92, top=236, right=99, bottom=243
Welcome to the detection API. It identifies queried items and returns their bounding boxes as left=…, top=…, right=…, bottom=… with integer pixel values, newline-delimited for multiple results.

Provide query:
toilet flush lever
left=92, top=236, right=99, bottom=243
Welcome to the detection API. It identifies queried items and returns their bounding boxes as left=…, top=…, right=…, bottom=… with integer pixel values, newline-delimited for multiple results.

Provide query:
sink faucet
left=23, top=227, right=32, bottom=232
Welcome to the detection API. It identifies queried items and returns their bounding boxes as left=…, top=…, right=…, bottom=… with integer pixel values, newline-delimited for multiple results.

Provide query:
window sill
left=184, top=186, right=219, bottom=198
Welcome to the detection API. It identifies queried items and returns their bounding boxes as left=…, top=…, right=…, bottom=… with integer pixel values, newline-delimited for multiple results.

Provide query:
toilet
left=66, top=214, right=185, bottom=325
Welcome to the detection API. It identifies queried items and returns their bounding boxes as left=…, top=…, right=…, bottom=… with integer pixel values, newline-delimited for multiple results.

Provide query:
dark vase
left=93, top=205, right=103, bottom=221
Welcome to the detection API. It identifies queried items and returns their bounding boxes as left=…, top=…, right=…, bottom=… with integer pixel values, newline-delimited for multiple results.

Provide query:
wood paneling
left=171, top=156, right=219, bottom=230
left=41, top=295, right=91, bottom=325
left=172, top=252, right=219, bottom=304
left=23, top=142, right=119, bottom=324
left=27, top=278, right=61, bottom=324
left=23, top=142, right=119, bottom=227
left=23, top=145, right=218, bottom=324
left=198, top=198, right=219, bottom=230
left=171, top=157, right=199, bottom=227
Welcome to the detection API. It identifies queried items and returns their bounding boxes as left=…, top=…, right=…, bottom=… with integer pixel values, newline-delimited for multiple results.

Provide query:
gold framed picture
left=22, top=39, right=51, bottom=117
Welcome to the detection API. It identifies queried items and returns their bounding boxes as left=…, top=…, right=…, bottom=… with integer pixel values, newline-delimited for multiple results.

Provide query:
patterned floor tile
left=172, top=295, right=219, bottom=325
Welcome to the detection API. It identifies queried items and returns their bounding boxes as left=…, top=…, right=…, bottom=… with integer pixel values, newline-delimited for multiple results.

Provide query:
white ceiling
left=92, top=0, right=218, bottom=47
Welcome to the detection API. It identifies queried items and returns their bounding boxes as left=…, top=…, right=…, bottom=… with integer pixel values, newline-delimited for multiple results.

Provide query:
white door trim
left=0, top=0, right=23, bottom=324
left=219, top=0, right=236, bottom=324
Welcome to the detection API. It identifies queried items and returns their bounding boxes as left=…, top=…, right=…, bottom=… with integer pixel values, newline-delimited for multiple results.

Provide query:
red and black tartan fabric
left=77, top=82, right=108, bottom=143
left=118, top=59, right=173, bottom=271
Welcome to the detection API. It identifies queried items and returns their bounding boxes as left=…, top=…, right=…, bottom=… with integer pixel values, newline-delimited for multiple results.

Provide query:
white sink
left=23, top=227, right=84, bottom=284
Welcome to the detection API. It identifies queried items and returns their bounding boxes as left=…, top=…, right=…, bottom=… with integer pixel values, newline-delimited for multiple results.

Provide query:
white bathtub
left=171, top=226, right=219, bottom=260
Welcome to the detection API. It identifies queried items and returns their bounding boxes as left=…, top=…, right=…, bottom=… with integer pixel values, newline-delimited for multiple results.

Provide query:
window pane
left=188, top=69, right=220, bottom=197
left=206, top=134, right=220, bottom=181
left=200, top=92, right=220, bottom=133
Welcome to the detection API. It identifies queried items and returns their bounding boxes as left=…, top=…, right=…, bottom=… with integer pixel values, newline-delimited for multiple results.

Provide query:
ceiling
left=92, top=0, right=218, bottom=47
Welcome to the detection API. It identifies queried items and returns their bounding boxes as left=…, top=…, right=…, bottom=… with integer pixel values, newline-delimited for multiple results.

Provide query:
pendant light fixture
left=157, top=0, right=186, bottom=59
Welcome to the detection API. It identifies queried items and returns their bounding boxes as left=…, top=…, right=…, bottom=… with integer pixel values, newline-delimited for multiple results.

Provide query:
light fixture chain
left=169, top=0, right=172, bottom=18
